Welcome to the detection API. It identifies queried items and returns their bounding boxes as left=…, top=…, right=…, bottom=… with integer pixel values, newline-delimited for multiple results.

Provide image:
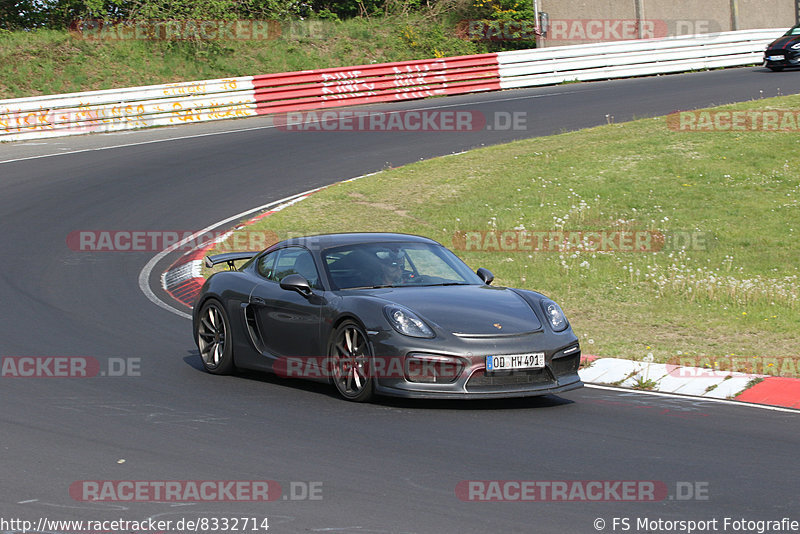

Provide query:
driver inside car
left=376, top=250, right=405, bottom=286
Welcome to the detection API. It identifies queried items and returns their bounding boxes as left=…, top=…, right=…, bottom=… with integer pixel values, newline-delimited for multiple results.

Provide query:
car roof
left=274, top=232, right=440, bottom=252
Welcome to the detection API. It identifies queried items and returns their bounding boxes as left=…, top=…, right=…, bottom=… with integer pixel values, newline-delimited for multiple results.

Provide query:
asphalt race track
left=1, top=67, right=799, bottom=534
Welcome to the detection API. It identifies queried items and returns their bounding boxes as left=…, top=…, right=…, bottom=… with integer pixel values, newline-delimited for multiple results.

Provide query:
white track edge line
left=585, top=383, right=799, bottom=413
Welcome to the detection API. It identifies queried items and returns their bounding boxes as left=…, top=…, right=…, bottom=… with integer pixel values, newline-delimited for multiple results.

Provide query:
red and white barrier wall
left=0, top=54, right=499, bottom=142
left=0, top=29, right=782, bottom=142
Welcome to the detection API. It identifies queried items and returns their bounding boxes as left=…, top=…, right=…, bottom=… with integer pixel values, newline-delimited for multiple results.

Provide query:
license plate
left=486, top=353, right=545, bottom=371
left=768, top=55, right=785, bottom=61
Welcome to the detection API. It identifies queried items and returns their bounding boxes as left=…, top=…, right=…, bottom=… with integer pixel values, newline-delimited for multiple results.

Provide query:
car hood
left=367, top=285, right=543, bottom=336
left=767, top=35, right=800, bottom=50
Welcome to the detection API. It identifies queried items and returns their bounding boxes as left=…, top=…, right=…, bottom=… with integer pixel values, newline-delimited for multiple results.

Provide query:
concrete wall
left=538, top=0, right=796, bottom=46
left=737, top=0, right=795, bottom=30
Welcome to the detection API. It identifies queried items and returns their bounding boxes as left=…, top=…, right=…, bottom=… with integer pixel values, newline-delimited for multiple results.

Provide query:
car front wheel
left=329, top=320, right=374, bottom=402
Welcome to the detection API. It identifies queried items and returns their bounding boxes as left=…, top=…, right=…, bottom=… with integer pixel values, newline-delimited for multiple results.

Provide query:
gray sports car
left=193, top=232, right=582, bottom=402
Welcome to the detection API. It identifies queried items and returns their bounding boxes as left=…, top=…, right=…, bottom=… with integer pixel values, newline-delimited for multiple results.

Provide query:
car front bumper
left=368, top=331, right=583, bottom=399
left=764, top=49, right=800, bottom=68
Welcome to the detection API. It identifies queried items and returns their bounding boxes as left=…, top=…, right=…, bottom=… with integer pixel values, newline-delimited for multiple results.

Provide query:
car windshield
left=785, top=25, right=800, bottom=36
left=322, top=241, right=484, bottom=289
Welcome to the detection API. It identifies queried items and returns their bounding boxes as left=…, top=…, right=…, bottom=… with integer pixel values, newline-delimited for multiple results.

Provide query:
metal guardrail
left=0, top=77, right=259, bottom=141
left=0, top=54, right=500, bottom=142
left=0, top=29, right=784, bottom=142
left=497, top=29, right=783, bottom=88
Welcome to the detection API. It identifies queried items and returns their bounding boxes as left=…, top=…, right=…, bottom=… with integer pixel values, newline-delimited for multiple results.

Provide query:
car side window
left=257, top=251, right=277, bottom=279
left=273, top=247, right=321, bottom=289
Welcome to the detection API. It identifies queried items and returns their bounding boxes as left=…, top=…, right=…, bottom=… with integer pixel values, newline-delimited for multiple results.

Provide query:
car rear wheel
left=196, top=299, right=235, bottom=375
left=329, top=320, right=374, bottom=402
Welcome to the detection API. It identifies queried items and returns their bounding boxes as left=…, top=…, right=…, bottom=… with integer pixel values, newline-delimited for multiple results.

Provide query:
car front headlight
left=384, top=305, right=435, bottom=338
left=541, top=299, right=568, bottom=332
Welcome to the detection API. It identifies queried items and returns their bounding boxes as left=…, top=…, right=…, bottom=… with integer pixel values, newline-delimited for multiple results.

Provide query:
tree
left=0, top=0, right=49, bottom=29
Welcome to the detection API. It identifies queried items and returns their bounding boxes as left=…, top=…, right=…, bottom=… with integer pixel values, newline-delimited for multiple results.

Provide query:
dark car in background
left=764, top=25, right=800, bottom=71
left=193, top=233, right=582, bottom=402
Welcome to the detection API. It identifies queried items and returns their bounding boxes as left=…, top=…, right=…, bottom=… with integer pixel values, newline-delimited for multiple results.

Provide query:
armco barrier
left=498, top=29, right=782, bottom=88
left=0, top=77, right=259, bottom=142
left=0, top=54, right=500, bottom=143
left=0, top=29, right=783, bottom=142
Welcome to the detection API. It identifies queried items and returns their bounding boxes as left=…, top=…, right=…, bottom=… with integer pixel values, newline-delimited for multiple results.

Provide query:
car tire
left=196, top=299, right=236, bottom=375
left=329, top=320, right=374, bottom=402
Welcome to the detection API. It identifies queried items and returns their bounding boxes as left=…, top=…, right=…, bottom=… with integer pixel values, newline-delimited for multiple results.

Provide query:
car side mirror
left=476, top=268, right=494, bottom=285
left=280, top=274, right=313, bottom=297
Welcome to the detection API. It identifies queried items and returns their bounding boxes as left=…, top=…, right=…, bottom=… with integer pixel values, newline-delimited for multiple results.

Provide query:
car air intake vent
left=466, top=368, right=555, bottom=391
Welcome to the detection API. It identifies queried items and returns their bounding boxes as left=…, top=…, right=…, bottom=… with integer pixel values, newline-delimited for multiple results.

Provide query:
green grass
left=0, top=15, right=485, bottom=99
left=206, top=96, right=800, bottom=375
left=631, top=376, right=659, bottom=391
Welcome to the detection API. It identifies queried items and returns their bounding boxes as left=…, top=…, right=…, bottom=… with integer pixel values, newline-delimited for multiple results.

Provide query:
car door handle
left=250, top=296, right=266, bottom=305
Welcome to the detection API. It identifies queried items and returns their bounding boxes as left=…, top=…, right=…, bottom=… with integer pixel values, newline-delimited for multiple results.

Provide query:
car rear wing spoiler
left=204, top=251, right=259, bottom=270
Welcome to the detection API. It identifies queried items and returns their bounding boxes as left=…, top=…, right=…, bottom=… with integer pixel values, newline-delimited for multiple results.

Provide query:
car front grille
left=766, top=48, right=797, bottom=60
left=466, top=368, right=555, bottom=392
